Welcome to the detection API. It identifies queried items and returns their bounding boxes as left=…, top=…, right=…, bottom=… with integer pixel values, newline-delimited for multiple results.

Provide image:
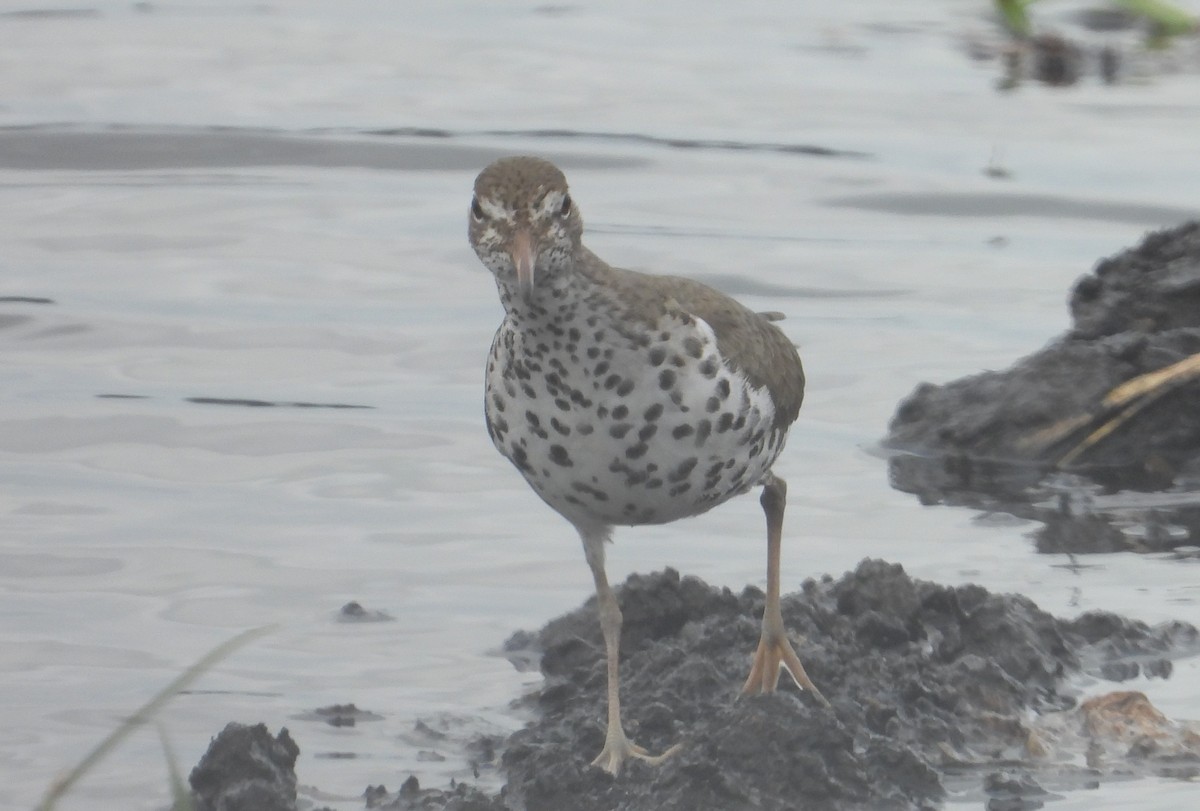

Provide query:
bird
left=469, top=156, right=827, bottom=775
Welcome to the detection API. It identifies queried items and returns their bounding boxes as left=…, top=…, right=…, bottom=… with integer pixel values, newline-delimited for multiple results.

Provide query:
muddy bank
left=180, top=562, right=1194, bottom=811
left=482, top=563, right=1197, bottom=810
left=886, top=221, right=1200, bottom=554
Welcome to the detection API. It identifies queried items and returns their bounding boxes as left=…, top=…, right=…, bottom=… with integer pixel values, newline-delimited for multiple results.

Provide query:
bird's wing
left=600, top=261, right=805, bottom=430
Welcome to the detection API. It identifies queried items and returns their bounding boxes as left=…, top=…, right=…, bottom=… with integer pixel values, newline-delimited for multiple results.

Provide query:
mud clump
left=189, top=722, right=303, bottom=811
left=885, top=221, right=1200, bottom=554
left=888, top=221, right=1200, bottom=476
left=481, top=562, right=1195, bottom=811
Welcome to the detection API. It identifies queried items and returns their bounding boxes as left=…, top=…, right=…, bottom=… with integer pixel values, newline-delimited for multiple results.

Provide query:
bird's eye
left=470, top=197, right=485, bottom=221
left=559, top=194, right=572, bottom=217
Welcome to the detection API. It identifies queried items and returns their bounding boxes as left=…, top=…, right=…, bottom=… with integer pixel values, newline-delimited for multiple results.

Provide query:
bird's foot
left=591, top=728, right=682, bottom=776
left=741, top=628, right=830, bottom=706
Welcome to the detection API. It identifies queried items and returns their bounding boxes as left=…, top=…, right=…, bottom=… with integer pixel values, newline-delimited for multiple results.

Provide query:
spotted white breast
left=486, top=309, right=786, bottom=529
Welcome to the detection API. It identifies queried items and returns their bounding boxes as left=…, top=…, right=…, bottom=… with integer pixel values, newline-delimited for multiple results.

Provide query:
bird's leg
left=579, top=526, right=681, bottom=775
left=741, top=474, right=829, bottom=705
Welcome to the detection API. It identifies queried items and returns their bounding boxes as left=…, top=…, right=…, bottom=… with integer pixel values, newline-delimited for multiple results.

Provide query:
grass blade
left=37, top=625, right=275, bottom=811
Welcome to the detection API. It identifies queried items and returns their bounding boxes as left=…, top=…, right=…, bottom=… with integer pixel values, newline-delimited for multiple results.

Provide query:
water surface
left=2, top=2, right=1199, bottom=809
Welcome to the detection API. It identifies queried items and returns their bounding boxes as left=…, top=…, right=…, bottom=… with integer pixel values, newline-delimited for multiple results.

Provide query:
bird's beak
left=510, top=229, right=536, bottom=298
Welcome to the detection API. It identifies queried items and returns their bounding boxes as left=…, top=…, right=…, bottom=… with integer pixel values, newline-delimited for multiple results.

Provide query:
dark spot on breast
left=521, top=383, right=537, bottom=399
left=491, top=394, right=505, bottom=413
left=672, top=424, right=694, bottom=440
left=644, top=403, right=663, bottom=422
left=504, top=381, right=517, bottom=398
left=554, top=398, right=570, bottom=412
left=683, top=336, right=703, bottom=358
left=716, top=378, right=731, bottom=399
left=644, top=479, right=662, bottom=490
left=597, top=406, right=609, bottom=418
left=696, top=420, right=712, bottom=445
left=699, top=358, right=719, bottom=378
left=510, top=444, right=533, bottom=473
left=717, top=413, right=734, bottom=432
left=604, top=374, right=621, bottom=390
left=568, top=327, right=581, bottom=342
left=525, top=411, right=540, bottom=426
left=549, top=445, right=573, bottom=467
left=626, top=442, right=649, bottom=459
left=669, top=458, right=697, bottom=482
left=648, top=347, right=666, bottom=366
left=672, top=355, right=686, bottom=368
left=571, top=481, right=609, bottom=501
left=616, top=379, right=634, bottom=397
left=609, top=423, right=633, bottom=439
left=658, top=369, right=676, bottom=390
left=659, top=331, right=670, bottom=341
left=550, top=417, right=570, bottom=436
left=613, top=405, right=629, bottom=420
left=595, top=361, right=610, bottom=376
left=668, top=482, right=691, bottom=497
left=638, top=424, right=657, bottom=442
left=706, top=396, right=720, bottom=413
left=577, top=422, right=594, bottom=435
left=587, top=346, right=600, bottom=359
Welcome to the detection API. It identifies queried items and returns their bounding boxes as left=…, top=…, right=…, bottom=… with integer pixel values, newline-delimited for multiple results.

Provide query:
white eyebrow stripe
left=533, top=190, right=565, bottom=216
left=480, top=198, right=513, bottom=224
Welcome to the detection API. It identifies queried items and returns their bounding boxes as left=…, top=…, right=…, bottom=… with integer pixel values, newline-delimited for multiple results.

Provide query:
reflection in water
left=888, top=451, right=1200, bottom=558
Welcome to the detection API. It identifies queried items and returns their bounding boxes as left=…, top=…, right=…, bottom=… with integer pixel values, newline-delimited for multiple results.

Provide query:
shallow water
left=2, top=2, right=1200, bottom=809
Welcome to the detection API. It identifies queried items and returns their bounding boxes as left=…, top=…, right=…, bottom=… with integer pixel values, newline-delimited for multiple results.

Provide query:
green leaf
left=995, top=0, right=1038, bottom=38
left=159, top=726, right=196, bottom=811
left=1115, top=0, right=1197, bottom=36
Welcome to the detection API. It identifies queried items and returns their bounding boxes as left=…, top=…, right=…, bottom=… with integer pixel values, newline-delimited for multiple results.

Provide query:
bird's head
left=469, top=156, right=583, bottom=302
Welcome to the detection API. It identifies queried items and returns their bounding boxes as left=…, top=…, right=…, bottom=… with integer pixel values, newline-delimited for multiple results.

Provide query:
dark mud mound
left=461, top=562, right=1194, bottom=811
left=186, top=564, right=1197, bottom=810
left=190, top=722, right=302, bottom=811
left=886, top=221, right=1200, bottom=553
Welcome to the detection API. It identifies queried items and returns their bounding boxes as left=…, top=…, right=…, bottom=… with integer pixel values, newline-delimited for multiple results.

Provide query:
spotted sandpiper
left=469, top=156, right=826, bottom=775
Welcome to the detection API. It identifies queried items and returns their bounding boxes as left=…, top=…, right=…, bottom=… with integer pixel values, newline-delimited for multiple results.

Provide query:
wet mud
left=189, top=563, right=1199, bottom=810
left=886, top=221, right=1200, bottom=555
left=190, top=722, right=301, bottom=811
